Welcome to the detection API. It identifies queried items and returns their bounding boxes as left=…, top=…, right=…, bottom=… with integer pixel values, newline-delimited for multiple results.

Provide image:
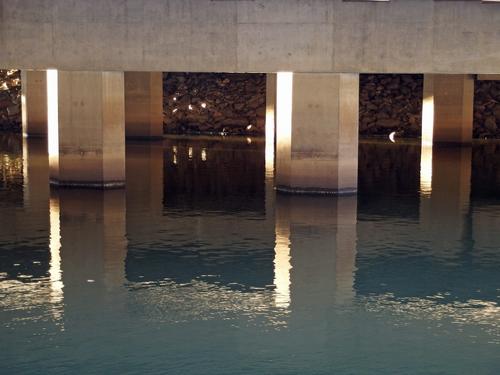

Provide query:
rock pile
left=474, top=80, right=500, bottom=139
left=359, top=74, right=423, bottom=138
left=0, top=70, right=21, bottom=132
left=163, top=73, right=266, bottom=136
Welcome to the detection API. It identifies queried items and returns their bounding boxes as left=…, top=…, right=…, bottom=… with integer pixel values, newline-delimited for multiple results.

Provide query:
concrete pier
left=422, top=74, right=474, bottom=146
left=124, top=72, right=163, bottom=139
left=48, top=71, right=126, bottom=188
left=21, top=71, right=47, bottom=137
left=275, top=73, right=359, bottom=195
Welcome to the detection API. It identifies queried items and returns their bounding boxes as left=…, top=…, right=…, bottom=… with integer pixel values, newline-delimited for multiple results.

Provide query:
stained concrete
left=49, top=71, right=126, bottom=188
left=124, top=72, right=163, bottom=139
left=1, top=1, right=500, bottom=74
left=276, top=73, right=359, bottom=195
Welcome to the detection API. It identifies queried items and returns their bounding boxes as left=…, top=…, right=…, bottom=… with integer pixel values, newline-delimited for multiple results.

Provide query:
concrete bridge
left=2, top=0, right=500, bottom=193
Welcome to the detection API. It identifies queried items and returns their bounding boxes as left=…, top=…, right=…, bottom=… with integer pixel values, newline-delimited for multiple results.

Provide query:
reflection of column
left=125, top=141, right=164, bottom=241
left=275, top=73, right=359, bottom=194
left=22, top=137, right=50, bottom=245
left=22, top=137, right=49, bottom=211
left=59, top=189, right=127, bottom=290
left=419, top=147, right=472, bottom=256
left=274, top=195, right=358, bottom=311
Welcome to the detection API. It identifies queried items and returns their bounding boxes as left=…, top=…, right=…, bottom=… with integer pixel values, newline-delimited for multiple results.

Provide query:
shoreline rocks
left=2, top=70, right=500, bottom=139
left=163, top=73, right=266, bottom=136
left=0, top=70, right=21, bottom=133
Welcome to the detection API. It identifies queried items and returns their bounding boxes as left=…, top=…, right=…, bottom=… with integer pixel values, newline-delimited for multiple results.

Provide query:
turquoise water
left=0, top=134, right=499, bottom=374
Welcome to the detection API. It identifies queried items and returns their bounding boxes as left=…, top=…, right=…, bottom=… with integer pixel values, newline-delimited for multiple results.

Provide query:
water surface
left=0, top=134, right=499, bottom=374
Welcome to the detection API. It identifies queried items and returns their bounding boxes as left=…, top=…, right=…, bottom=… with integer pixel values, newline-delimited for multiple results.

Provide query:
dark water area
left=0, top=134, right=499, bottom=374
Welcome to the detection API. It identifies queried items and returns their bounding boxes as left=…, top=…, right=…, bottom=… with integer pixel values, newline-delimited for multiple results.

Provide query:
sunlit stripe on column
left=422, top=94, right=434, bottom=147
left=274, top=226, right=291, bottom=309
left=420, top=91, right=434, bottom=196
left=47, top=70, right=59, bottom=174
left=276, top=72, right=293, bottom=151
left=265, top=75, right=276, bottom=177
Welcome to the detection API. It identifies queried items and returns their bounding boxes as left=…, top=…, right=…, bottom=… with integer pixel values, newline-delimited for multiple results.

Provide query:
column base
left=276, top=185, right=357, bottom=196
left=50, top=179, right=125, bottom=189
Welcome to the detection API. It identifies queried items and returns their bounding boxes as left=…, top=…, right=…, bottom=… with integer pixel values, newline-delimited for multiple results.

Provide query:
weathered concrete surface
left=49, top=71, right=125, bottom=188
left=423, top=74, right=474, bottom=145
left=21, top=70, right=47, bottom=137
left=125, top=72, right=163, bottom=139
left=276, top=73, right=359, bottom=194
left=1, top=0, right=500, bottom=74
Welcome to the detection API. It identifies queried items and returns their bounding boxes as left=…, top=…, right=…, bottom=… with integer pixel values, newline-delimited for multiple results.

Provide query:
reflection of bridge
left=3, top=1, right=500, bottom=194
left=0, top=138, right=497, bottom=324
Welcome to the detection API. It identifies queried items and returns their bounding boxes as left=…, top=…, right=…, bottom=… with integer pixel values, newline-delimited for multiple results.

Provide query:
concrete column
left=48, top=71, right=125, bottom=188
left=275, top=73, right=359, bottom=195
left=124, top=72, right=163, bottom=139
left=21, top=70, right=47, bottom=137
left=422, top=74, right=474, bottom=146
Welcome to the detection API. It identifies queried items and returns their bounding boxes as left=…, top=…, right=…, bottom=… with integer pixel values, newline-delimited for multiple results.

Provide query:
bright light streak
left=47, top=70, right=59, bottom=174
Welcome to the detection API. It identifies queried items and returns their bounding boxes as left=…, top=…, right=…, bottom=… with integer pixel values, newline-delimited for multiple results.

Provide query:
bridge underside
left=6, top=0, right=500, bottom=192
left=1, top=0, right=500, bottom=74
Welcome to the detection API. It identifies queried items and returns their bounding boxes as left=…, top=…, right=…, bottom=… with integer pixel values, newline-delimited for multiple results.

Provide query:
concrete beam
left=2, top=1, right=500, bottom=74
left=276, top=73, right=359, bottom=195
left=48, top=71, right=126, bottom=188
left=477, top=74, right=500, bottom=81
left=124, top=72, right=164, bottom=140
left=21, top=71, right=47, bottom=137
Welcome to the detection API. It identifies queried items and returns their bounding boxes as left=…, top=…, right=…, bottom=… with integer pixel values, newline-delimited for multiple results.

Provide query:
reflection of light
left=389, top=131, right=396, bottom=143
left=201, top=102, right=207, bottom=109
left=173, top=154, right=177, bottom=165
left=274, top=226, right=291, bottom=309
left=173, top=97, right=177, bottom=101
left=422, top=94, right=434, bottom=147
left=173, top=146, right=177, bottom=154
left=201, top=148, right=207, bottom=161
left=172, top=108, right=178, bottom=113
left=47, top=70, right=59, bottom=172
left=246, top=124, right=252, bottom=130
left=420, top=145, right=433, bottom=196
left=22, top=138, right=29, bottom=202
left=188, top=104, right=193, bottom=110
left=188, top=147, right=193, bottom=160
left=246, top=137, right=252, bottom=144
left=49, top=197, right=64, bottom=320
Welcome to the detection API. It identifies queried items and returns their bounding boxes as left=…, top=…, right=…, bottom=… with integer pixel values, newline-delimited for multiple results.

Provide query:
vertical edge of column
left=102, top=71, right=126, bottom=188
left=338, top=73, right=360, bottom=195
